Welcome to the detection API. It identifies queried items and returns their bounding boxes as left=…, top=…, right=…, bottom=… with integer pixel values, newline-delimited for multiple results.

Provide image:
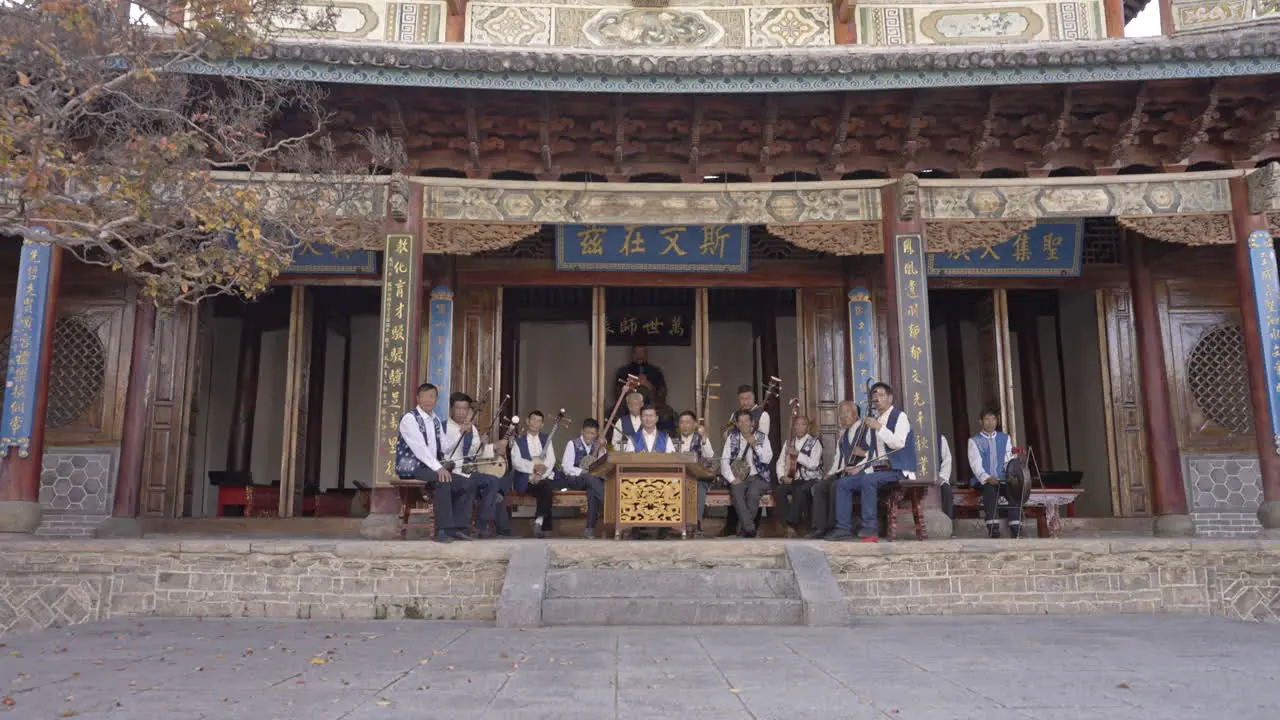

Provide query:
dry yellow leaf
left=310, top=658, right=327, bottom=665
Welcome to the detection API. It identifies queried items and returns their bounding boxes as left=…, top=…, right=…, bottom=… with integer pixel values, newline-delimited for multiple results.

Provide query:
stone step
left=545, top=569, right=798, bottom=600
left=541, top=597, right=804, bottom=626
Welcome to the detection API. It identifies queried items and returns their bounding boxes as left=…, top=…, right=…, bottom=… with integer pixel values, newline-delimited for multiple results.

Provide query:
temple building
left=3, top=0, right=1280, bottom=542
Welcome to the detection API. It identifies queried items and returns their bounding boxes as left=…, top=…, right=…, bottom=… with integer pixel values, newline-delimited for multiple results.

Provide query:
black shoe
left=477, top=529, right=495, bottom=539
left=1009, top=523, right=1022, bottom=539
left=435, top=533, right=454, bottom=544
left=987, top=523, right=1001, bottom=539
left=806, top=528, right=828, bottom=539
left=824, top=529, right=855, bottom=542
left=449, top=530, right=475, bottom=541
left=657, top=529, right=672, bottom=540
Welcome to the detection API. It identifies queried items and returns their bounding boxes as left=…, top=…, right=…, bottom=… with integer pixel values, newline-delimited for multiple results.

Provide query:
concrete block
left=496, top=544, right=548, bottom=629
left=545, top=569, right=796, bottom=600
left=784, top=545, right=849, bottom=627
left=541, top=597, right=803, bottom=626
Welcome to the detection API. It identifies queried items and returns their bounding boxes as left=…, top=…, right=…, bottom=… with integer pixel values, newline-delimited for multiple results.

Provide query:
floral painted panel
left=856, top=0, right=1105, bottom=45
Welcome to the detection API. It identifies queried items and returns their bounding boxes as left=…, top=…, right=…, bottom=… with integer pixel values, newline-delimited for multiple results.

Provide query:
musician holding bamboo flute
left=557, top=418, right=607, bottom=539
left=395, top=383, right=477, bottom=544
left=807, top=401, right=863, bottom=539
left=674, top=411, right=716, bottom=536
left=772, top=414, right=823, bottom=538
left=511, top=410, right=558, bottom=538
left=442, top=393, right=503, bottom=538
left=721, top=409, right=774, bottom=538
left=826, top=382, right=915, bottom=543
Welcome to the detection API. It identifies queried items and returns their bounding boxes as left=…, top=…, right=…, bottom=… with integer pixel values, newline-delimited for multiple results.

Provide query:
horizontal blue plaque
left=556, top=225, right=749, bottom=273
left=926, top=221, right=1083, bottom=277
left=282, top=242, right=378, bottom=275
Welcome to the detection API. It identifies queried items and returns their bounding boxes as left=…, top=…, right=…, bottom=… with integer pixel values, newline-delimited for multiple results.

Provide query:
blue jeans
left=835, top=470, right=903, bottom=536
left=469, top=472, right=500, bottom=527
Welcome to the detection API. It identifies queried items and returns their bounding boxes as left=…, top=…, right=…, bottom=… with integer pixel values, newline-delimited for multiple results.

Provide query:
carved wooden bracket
left=421, top=223, right=541, bottom=254
left=388, top=172, right=409, bottom=222
left=921, top=218, right=1036, bottom=254
left=897, top=174, right=919, bottom=222
left=1117, top=213, right=1234, bottom=246
left=1268, top=213, right=1280, bottom=241
left=765, top=223, right=882, bottom=255
left=1248, top=162, right=1280, bottom=216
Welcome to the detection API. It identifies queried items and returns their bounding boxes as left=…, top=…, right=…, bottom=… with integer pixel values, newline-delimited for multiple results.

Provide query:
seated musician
left=808, top=400, right=862, bottom=539
left=721, top=409, right=774, bottom=538
left=967, top=408, right=1023, bottom=538
left=395, top=383, right=477, bottom=543
left=772, top=415, right=823, bottom=538
left=827, top=382, right=914, bottom=543
left=721, top=385, right=771, bottom=536
left=938, top=433, right=954, bottom=529
left=558, top=418, right=607, bottom=539
left=673, top=411, right=716, bottom=537
left=612, top=391, right=646, bottom=452
left=511, top=410, right=557, bottom=539
left=624, top=405, right=676, bottom=453
left=442, top=393, right=504, bottom=539
left=615, top=344, right=666, bottom=405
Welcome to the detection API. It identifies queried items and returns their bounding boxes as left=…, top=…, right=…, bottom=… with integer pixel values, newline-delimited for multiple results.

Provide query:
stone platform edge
left=2, top=538, right=1279, bottom=634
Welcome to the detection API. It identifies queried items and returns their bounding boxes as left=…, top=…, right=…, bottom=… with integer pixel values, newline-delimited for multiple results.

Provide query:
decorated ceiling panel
left=856, top=0, right=1106, bottom=45
left=465, top=0, right=835, bottom=49
left=266, top=0, right=447, bottom=44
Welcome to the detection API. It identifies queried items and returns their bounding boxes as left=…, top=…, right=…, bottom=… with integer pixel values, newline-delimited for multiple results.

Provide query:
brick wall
left=827, top=539, right=1280, bottom=622
left=0, top=540, right=508, bottom=634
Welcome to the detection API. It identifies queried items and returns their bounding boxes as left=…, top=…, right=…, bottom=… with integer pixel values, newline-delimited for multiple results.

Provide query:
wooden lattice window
left=1186, top=323, right=1254, bottom=436
left=0, top=315, right=107, bottom=428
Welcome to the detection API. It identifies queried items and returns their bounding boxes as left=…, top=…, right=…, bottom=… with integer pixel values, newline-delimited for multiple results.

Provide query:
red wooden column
left=880, top=178, right=951, bottom=539
left=95, top=300, right=157, bottom=537
left=1129, top=235, right=1192, bottom=536
left=1230, top=174, right=1280, bottom=533
left=362, top=181, right=424, bottom=539
left=0, top=241, right=61, bottom=533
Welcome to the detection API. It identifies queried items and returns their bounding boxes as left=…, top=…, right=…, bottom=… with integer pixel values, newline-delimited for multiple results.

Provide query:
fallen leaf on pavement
left=418, top=659, right=430, bottom=665
left=375, top=699, right=391, bottom=707
left=60, top=712, right=77, bottom=718
left=1116, top=683, right=1131, bottom=689
left=90, top=660, right=104, bottom=666
left=2, top=697, right=15, bottom=707
left=728, top=688, right=741, bottom=693
left=310, top=658, right=327, bottom=665
left=499, top=653, right=508, bottom=659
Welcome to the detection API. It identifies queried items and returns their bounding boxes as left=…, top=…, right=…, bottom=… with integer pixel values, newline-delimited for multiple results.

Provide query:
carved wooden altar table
left=592, top=452, right=716, bottom=539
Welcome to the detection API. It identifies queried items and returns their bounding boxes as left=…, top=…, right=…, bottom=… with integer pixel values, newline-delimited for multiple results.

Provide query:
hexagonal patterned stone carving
left=39, top=450, right=114, bottom=514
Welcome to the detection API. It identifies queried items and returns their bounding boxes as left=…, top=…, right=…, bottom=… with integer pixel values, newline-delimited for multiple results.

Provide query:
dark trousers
left=730, top=476, right=770, bottom=534
left=809, top=476, right=837, bottom=534
left=552, top=473, right=605, bottom=529
left=492, top=472, right=513, bottom=534
left=979, top=482, right=1023, bottom=525
left=412, top=466, right=476, bottom=534
left=940, top=482, right=954, bottom=520
left=835, top=470, right=902, bottom=536
left=772, top=479, right=815, bottom=528
left=469, top=472, right=501, bottom=529
left=520, top=474, right=557, bottom=529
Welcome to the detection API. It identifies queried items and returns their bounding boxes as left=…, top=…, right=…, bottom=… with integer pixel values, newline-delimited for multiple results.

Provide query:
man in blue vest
left=395, top=384, right=477, bottom=543
left=826, top=382, right=916, bottom=543
left=808, top=400, right=863, bottom=538
left=441, top=392, right=503, bottom=538
left=966, top=408, right=1023, bottom=538
left=721, top=409, right=774, bottom=538
left=557, top=418, right=607, bottom=538
left=511, top=410, right=558, bottom=538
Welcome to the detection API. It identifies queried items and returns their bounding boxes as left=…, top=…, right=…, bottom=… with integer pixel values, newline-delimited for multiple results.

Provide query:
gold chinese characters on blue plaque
left=556, top=225, right=749, bottom=273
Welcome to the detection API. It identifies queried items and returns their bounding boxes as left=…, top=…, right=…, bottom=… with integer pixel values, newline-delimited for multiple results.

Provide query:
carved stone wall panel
left=466, top=1, right=834, bottom=49
left=417, top=178, right=884, bottom=224
left=1170, top=0, right=1250, bottom=33
left=240, top=1, right=447, bottom=44
left=856, top=0, right=1105, bottom=46
left=921, top=177, right=1232, bottom=220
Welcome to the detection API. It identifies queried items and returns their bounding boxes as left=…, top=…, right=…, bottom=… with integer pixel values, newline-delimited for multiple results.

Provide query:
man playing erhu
left=442, top=392, right=504, bottom=538
left=673, top=410, right=716, bottom=536
left=808, top=401, right=863, bottom=539
left=511, top=410, right=557, bottom=538
left=557, top=418, right=608, bottom=539
left=827, top=382, right=915, bottom=543
left=721, top=409, right=774, bottom=538
left=772, top=415, right=823, bottom=538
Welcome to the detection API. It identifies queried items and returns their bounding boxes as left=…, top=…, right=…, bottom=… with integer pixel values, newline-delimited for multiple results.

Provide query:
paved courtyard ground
left=1, top=616, right=1276, bottom=720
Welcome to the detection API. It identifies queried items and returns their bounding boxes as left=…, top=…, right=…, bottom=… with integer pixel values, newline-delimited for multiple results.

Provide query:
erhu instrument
left=722, top=376, right=782, bottom=434
left=447, top=415, right=521, bottom=476
left=824, top=377, right=878, bottom=482
left=590, top=374, right=640, bottom=467
left=779, top=397, right=801, bottom=485
left=691, top=366, right=720, bottom=468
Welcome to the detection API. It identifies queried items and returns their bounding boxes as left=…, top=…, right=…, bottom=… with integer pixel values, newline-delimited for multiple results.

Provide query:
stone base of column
left=1258, top=501, right=1280, bottom=537
left=360, top=488, right=403, bottom=540
left=0, top=500, right=42, bottom=533
left=1152, top=514, right=1195, bottom=538
left=94, top=516, right=145, bottom=538
left=923, top=508, right=952, bottom=540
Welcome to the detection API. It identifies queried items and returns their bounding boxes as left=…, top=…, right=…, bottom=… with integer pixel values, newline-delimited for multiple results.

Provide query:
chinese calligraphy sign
left=926, top=221, right=1083, bottom=277
left=604, top=308, right=693, bottom=347
left=372, top=233, right=421, bottom=487
left=1, top=237, right=54, bottom=457
left=893, top=232, right=938, bottom=483
left=427, top=287, right=454, bottom=422
left=557, top=225, right=748, bottom=273
left=1245, top=229, right=1280, bottom=455
left=847, top=288, right=876, bottom=391
left=281, top=242, right=379, bottom=275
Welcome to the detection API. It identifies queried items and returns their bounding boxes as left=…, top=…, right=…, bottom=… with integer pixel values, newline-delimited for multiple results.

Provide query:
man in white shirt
left=611, top=391, right=646, bottom=452
left=442, top=392, right=505, bottom=538
left=808, top=401, right=863, bottom=539
left=558, top=418, right=607, bottom=538
left=624, top=406, right=676, bottom=453
left=967, top=408, right=1022, bottom=538
left=721, top=384, right=772, bottom=536
left=673, top=411, right=716, bottom=536
left=721, top=409, right=774, bottom=538
left=772, top=415, right=824, bottom=538
left=827, top=382, right=915, bottom=543
left=511, top=410, right=558, bottom=538
left=394, top=383, right=477, bottom=543
left=938, top=433, right=954, bottom=532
